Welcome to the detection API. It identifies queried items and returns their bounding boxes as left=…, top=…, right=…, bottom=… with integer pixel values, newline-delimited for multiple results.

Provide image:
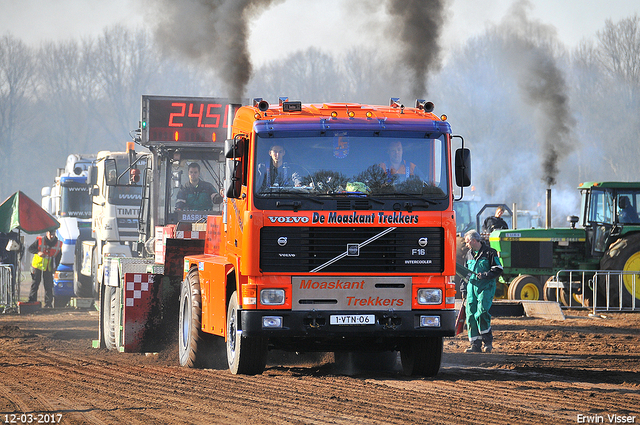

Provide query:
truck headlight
left=417, top=288, right=442, bottom=305
left=262, top=316, right=283, bottom=328
left=260, top=289, right=285, bottom=305
left=54, top=271, right=74, bottom=280
left=420, top=315, right=441, bottom=327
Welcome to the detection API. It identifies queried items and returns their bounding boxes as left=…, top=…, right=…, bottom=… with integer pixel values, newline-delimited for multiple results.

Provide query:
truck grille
left=260, top=226, right=443, bottom=273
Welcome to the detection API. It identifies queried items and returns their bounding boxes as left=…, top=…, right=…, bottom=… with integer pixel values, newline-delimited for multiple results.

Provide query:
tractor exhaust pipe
left=546, top=188, right=552, bottom=229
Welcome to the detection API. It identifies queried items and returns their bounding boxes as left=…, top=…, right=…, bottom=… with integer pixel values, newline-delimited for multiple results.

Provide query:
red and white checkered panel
left=124, top=273, right=151, bottom=307
left=123, top=273, right=156, bottom=352
left=175, top=230, right=204, bottom=239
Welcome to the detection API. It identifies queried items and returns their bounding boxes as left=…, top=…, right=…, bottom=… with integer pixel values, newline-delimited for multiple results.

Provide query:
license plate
left=330, top=314, right=375, bottom=325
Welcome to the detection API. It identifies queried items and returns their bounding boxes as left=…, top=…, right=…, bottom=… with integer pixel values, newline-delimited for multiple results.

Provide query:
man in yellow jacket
left=28, top=230, right=62, bottom=308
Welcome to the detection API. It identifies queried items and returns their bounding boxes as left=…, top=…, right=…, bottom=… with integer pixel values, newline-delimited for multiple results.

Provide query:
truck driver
left=175, top=162, right=222, bottom=211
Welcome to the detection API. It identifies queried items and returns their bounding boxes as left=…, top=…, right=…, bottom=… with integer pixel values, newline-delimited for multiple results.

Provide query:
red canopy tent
left=0, top=191, right=59, bottom=234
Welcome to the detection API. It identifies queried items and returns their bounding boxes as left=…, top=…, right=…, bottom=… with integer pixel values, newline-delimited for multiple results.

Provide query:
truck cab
left=41, top=154, right=95, bottom=307
left=82, top=146, right=146, bottom=292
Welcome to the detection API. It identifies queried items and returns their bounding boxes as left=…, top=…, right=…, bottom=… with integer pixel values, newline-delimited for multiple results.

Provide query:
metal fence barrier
left=547, top=269, right=639, bottom=313
left=0, top=264, right=16, bottom=312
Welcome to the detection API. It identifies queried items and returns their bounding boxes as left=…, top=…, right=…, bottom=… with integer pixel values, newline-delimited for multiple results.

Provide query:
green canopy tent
left=0, top=191, right=59, bottom=234
left=0, top=191, right=59, bottom=311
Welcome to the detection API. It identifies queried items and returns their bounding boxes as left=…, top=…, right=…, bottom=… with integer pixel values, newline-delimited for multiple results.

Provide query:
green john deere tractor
left=489, top=182, right=640, bottom=307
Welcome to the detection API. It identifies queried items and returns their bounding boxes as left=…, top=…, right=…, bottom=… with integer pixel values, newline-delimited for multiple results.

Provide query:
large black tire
left=543, top=276, right=559, bottom=302
left=226, top=291, right=268, bottom=375
left=73, top=241, right=93, bottom=298
left=178, top=267, right=226, bottom=369
left=101, top=285, right=118, bottom=350
left=400, top=336, right=443, bottom=377
left=91, top=246, right=100, bottom=299
left=600, top=234, right=640, bottom=307
left=53, top=296, right=70, bottom=309
left=508, top=275, right=542, bottom=300
left=334, top=351, right=398, bottom=372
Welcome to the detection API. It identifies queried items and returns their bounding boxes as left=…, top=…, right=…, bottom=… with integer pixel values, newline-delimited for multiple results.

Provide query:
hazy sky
left=1, top=0, right=638, bottom=66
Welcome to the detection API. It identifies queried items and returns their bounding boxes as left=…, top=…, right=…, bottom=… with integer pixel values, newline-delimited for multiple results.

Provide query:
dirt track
left=1, top=307, right=639, bottom=425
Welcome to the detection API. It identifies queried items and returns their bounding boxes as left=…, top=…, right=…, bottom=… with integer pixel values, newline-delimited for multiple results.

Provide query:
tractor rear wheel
left=226, top=291, right=268, bottom=375
left=543, top=276, right=558, bottom=302
left=600, top=234, right=640, bottom=307
left=508, top=275, right=542, bottom=300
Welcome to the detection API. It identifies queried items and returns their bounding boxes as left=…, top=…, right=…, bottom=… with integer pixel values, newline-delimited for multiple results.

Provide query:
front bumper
left=240, top=309, right=456, bottom=351
left=53, top=279, right=74, bottom=297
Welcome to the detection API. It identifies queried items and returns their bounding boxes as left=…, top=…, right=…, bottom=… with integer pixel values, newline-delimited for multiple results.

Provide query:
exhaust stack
left=546, top=188, right=552, bottom=229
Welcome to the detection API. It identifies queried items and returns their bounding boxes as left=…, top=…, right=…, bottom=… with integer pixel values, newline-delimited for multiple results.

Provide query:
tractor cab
left=580, top=182, right=640, bottom=257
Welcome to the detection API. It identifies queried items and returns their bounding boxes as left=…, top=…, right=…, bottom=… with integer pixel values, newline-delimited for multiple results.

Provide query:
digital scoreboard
left=140, top=95, right=235, bottom=146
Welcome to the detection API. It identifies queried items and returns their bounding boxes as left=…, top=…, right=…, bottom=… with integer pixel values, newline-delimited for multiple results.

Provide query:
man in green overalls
left=462, top=230, right=503, bottom=353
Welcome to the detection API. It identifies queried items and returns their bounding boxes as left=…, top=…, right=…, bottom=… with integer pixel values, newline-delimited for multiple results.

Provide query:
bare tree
left=0, top=35, right=36, bottom=200
left=94, top=26, right=159, bottom=147
left=250, top=48, right=342, bottom=103
left=597, top=15, right=640, bottom=88
left=36, top=39, right=101, bottom=158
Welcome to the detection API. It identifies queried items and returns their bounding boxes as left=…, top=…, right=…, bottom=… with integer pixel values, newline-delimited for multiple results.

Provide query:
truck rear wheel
left=101, top=285, right=118, bottom=350
left=400, top=336, right=442, bottom=377
left=508, top=275, right=542, bottom=300
left=178, top=267, right=224, bottom=368
left=226, top=291, right=267, bottom=375
left=600, top=235, right=640, bottom=307
left=73, top=240, right=93, bottom=298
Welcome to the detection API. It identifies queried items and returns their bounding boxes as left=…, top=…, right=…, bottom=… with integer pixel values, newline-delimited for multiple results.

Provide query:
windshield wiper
left=275, top=196, right=324, bottom=211
left=388, top=193, right=441, bottom=210
left=332, top=192, right=385, bottom=205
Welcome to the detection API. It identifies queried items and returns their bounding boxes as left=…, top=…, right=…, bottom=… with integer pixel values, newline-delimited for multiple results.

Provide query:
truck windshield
left=253, top=134, right=449, bottom=199
left=161, top=151, right=225, bottom=224
left=106, top=156, right=146, bottom=206
left=60, top=181, right=91, bottom=218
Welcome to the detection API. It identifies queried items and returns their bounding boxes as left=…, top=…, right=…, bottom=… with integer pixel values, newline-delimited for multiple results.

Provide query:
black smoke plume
left=147, top=0, right=284, bottom=101
left=499, top=0, right=576, bottom=187
left=385, top=0, right=447, bottom=98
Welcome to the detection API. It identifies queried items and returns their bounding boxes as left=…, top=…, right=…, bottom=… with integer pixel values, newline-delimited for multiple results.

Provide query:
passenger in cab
left=379, top=140, right=423, bottom=184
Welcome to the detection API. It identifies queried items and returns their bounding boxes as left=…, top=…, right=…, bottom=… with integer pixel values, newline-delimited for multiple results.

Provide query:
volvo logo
left=277, top=237, right=288, bottom=246
left=347, top=244, right=359, bottom=256
left=418, top=237, right=428, bottom=247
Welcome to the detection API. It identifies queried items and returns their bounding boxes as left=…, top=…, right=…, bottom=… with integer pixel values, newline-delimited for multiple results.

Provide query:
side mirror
left=104, top=159, right=117, bottom=186
left=88, top=165, right=98, bottom=186
left=41, top=186, right=51, bottom=197
left=455, top=148, right=471, bottom=187
left=225, top=136, right=246, bottom=159
left=225, top=160, right=243, bottom=199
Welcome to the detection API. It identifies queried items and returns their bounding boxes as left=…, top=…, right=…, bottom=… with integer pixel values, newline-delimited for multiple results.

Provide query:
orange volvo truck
left=99, top=96, right=471, bottom=377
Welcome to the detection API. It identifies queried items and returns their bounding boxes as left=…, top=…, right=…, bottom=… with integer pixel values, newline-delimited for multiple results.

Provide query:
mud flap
left=122, top=273, right=162, bottom=352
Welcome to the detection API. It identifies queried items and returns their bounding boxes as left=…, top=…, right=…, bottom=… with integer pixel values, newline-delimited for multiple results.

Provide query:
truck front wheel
left=226, top=291, right=267, bottom=375
left=101, top=285, right=118, bottom=350
left=178, top=267, right=224, bottom=368
left=400, top=336, right=442, bottom=377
